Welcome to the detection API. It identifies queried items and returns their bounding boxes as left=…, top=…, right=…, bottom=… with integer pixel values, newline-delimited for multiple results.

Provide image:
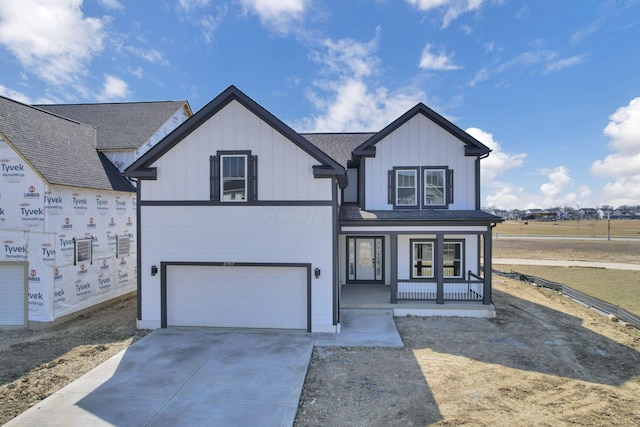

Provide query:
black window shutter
left=447, top=168, right=454, bottom=205
left=211, top=155, right=220, bottom=201
left=388, top=170, right=395, bottom=205
left=248, top=155, right=258, bottom=201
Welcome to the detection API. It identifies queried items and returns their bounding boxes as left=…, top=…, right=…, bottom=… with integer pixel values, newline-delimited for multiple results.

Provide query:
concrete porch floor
left=340, top=284, right=496, bottom=318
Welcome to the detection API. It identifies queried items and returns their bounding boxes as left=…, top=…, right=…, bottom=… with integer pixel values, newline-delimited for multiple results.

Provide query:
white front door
left=348, top=237, right=383, bottom=282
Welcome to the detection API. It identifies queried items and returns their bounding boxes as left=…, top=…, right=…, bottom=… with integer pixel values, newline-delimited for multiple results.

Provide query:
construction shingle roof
left=301, top=133, right=375, bottom=168
left=340, top=204, right=503, bottom=223
left=0, top=95, right=134, bottom=192
left=36, top=101, right=190, bottom=150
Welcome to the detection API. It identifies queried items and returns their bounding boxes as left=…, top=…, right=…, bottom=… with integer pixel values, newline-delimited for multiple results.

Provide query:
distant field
left=492, top=234, right=640, bottom=317
left=495, top=264, right=640, bottom=318
left=494, top=219, right=640, bottom=239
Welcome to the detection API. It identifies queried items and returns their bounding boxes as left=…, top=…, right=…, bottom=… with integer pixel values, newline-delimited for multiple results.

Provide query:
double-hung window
left=74, top=238, right=92, bottom=265
left=424, top=168, right=446, bottom=206
left=411, top=239, right=464, bottom=279
left=117, top=235, right=131, bottom=258
left=443, top=241, right=463, bottom=278
left=389, top=166, right=453, bottom=209
left=412, top=241, right=434, bottom=278
left=211, top=151, right=258, bottom=202
left=222, top=154, right=247, bottom=202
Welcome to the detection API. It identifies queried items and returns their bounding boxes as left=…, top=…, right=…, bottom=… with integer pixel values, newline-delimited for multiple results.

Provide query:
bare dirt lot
left=0, top=296, right=149, bottom=425
left=2, top=278, right=640, bottom=425
left=295, top=279, right=640, bottom=426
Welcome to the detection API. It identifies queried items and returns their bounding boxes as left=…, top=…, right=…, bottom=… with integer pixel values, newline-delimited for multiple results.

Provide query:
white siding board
left=142, top=100, right=331, bottom=202
left=139, top=205, right=334, bottom=330
left=364, top=114, right=476, bottom=210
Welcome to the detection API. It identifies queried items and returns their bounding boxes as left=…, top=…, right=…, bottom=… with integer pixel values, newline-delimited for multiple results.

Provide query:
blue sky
left=1, top=0, right=639, bottom=210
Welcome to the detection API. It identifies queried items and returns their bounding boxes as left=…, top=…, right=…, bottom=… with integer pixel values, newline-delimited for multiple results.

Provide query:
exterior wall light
left=151, top=265, right=158, bottom=276
left=314, top=267, right=321, bottom=279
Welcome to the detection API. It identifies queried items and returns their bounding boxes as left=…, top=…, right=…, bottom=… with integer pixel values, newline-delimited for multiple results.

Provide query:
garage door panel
left=166, top=265, right=307, bottom=330
left=0, top=264, right=27, bottom=327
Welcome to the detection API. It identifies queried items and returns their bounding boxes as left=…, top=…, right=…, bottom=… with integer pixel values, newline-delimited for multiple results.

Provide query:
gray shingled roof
left=301, top=133, right=375, bottom=168
left=0, top=95, right=133, bottom=192
left=36, top=101, right=189, bottom=150
left=340, top=204, right=503, bottom=223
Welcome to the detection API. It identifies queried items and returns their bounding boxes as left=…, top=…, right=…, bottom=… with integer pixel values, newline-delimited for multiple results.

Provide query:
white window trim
left=423, top=168, right=446, bottom=207
left=220, top=154, right=248, bottom=202
left=74, top=238, right=92, bottom=265
left=412, top=241, right=434, bottom=278
left=443, top=241, right=463, bottom=279
left=396, top=169, right=418, bottom=207
left=116, top=235, right=131, bottom=258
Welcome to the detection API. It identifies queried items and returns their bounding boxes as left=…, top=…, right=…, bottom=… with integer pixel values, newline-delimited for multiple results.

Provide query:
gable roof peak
left=125, top=85, right=345, bottom=179
left=353, top=101, right=491, bottom=158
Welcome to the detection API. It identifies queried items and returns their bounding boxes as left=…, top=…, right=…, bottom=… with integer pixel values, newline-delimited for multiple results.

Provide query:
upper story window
left=389, top=166, right=453, bottom=209
left=211, top=151, right=257, bottom=202
left=222, top=155, right=247, bottom=201
left=424, top=168, right=446, bottom=207
left=396, top=169, right=417, bottom=207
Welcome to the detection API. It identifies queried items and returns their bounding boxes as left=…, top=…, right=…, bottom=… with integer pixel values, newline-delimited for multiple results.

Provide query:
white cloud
left=0, top=0, right=105, bottom=86
left=300, top=34, right=424, bottom=132
left=539, top=166, right=571, bottom=198
left=0, top=85, right=33, bottom=104
left=177, top=1, right=227, bottom=43
left=546, top=54, right=587, bottom=73
left=466, top=127, right=525, bottom=183
left=406, top=0, right=486, bottom=28
left=238, top=0, right=308, bottom=34
left=178, top=0, right=211, bottom=11
left=591, top=97, right=640, bottom=206
left=419, top=44, right=462, bottom=70
left=98, top=0, right=123, bottom=10
left=98, top=74, right=129, bottom=101
left=125, top=46, right=169, bottom=65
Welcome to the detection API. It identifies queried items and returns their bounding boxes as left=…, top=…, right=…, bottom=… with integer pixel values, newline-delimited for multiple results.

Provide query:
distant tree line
left=483, top=205, right=640, bottom=221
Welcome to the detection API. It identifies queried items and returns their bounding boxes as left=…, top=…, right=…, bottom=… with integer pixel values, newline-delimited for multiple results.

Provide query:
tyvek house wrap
left=0, top=136, right=137, bottom=323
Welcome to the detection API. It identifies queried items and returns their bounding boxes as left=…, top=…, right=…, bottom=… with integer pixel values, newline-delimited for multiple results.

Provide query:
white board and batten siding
left=0, top=263, right=27, bottom=327
left=364, top=114, right=477, bottom=210
left=138, top=205, right=335, bottom=332
left=142, top=99, right=332, bottom=202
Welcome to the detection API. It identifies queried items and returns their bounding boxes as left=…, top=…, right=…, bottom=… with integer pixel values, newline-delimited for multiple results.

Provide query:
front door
left=347, top=237, right=383, bottom=283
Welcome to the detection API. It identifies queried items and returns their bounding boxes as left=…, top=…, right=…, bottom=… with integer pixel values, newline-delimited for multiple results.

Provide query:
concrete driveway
left=6, top=329, right=315, bottom=427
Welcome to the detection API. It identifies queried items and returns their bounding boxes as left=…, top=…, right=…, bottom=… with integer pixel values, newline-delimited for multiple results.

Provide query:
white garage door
left=0, top=263, right=27, bottom=327
left=166, top=265, right=308, bottom=330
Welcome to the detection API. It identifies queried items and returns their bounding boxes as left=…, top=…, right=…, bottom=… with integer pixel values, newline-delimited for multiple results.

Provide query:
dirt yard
left=294, top=278, right=640, bottom=426
left=2, top=279, right=640, bottom=426
left=0, top=296, right=149, bottom=424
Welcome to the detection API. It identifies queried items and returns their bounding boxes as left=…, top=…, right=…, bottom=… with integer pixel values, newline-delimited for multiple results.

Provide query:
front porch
left=340, top=284, right=495, bottom=318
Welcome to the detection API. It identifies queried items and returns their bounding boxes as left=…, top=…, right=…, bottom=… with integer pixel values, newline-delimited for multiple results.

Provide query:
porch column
left=436, top=233, right=444, bottom=304
left=482, top=230, right=492, bottom=305
left=390, top=233, right=397, bottom=304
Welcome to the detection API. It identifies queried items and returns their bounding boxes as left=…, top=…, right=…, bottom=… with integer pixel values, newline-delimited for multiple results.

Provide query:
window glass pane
left=76, top=239, right=91, bottom=263
left=413, top=242, right=433, bottom=278
left=424, top=169, right=445, bottom=205
left=117, top=235, right=130, bottom=257
left=222, top=155, right=246, bottom=201
left=348, top=239, right=355, bottom=280
left=396, top=170, right=416, bottom=206
left=443, top=242, right=462, bottom=277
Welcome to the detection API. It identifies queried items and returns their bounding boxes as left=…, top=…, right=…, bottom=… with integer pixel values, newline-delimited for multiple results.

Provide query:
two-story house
left=126, top=86, right=502, bottom=332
